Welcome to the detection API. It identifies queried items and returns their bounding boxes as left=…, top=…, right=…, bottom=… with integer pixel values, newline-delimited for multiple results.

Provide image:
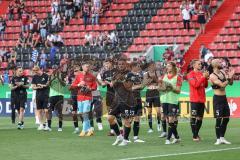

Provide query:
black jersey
left=32, top=73, right=49, bottom=97
left=102, top=68, right=117, bottom=93
left=113, top=82, right=135, bottom=107
left=11, top=75, right=29, bottom=95
left=131, top=72, right=144, bottom=98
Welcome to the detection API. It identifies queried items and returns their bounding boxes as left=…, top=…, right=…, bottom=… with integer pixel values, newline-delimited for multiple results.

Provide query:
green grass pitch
left=0, top=117, right=239, bottom=160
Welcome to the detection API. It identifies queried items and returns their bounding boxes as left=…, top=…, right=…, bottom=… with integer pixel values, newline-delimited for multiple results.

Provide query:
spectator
left=18, top=0, right=25, bottom=19
left=83, top=1, right=90, bottom=29
left=8, top=2, right=14, bottom=20
left=39, top=50, right=47, bottom=69
left=197, top=5, right=206, bottom=34
left=189, top=0, right=196, bottom=18
left=51, top=12, right=61, bottom=29
left=0, top=17, right=7, bottom=40
left=74, top=0, right=82, bottom=13
left=199, top=44, right=208, bottom=59
left=9, top=48, right=17, bottom=66
left=182, top=6, right=191, bottom=31
left=31, top=32, right=41, bottom=48
left=0, top=48, right=7, bottom=63
left=21, top=10, right=29, bottom=32
left=204, top=49, right=213, bottom=62
left=103, top=31, right=110, bottom=47
left=85, top=32, right=93, bottom=46
left=38, top=19, right=47, bottom=41
left=3, top=70, right=9, bottom=84
left=91, top=6, right=100, bottom=25
left=163, top=47, right=174, bottom=62
left=31, top=47, right=39, bottom=66
left=108, top=31, right=118, bottom=47
left=53, top=33, right=64, bottom=47
left=60, top=53, right=69, bottom=72
left=180, top=0, right=186, bottom=10
left=3, top=49, right=11, bottom=63
left=238, top=40, right=240, bottom=49
left=51, top=0, right=59, bottom=15
left=175, top=52, right=185, bottom=68
left=45, top=33, right=54, bottom=48
left=202, top=0, right=212, bottom=20
left=17, top=31, right=29, bottom=48
left=50, top=44, right=57, bottom=67
left=65, top=0, right=74, bottom=20
left=29, top=14, right=39, bottom=33
left=92, top=0, right=101, bottom=25
left=60, top=13, right=67, bottom=26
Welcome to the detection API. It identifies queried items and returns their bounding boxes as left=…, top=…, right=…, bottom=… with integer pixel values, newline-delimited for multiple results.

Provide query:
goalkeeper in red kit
left=187, top=60, right=209, bottom=141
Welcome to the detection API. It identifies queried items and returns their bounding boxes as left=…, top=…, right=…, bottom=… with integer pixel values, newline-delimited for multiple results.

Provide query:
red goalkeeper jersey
left=71, top=72, right=97, bottom=101
left=187, top=70, right=208, bottom=103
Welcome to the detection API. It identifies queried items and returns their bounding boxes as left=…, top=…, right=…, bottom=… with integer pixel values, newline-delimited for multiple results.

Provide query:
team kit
left=8, top=57, right=235, bottom=146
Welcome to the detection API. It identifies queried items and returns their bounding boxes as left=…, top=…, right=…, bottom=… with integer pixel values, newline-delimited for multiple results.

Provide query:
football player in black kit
left=209, top=59, right=235, bottom=145
left=32, top=66, right=50, bottom=131
left=143, top=62, right=162, bottom=133
left=130, top=62, right=145, bottom=143
left=9, top=67, right=29, bottom=129
left=101, top=59, right=123, bottom=136
left=107, top=58, right=135, bottom=146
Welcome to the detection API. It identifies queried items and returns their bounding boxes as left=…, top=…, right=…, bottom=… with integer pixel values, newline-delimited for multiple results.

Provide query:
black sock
left=124, top=126, right=131, bottom=140
left=21, top=121, right=24, bottom=125
left=111, top=123, right=120, bottom=136
left=148, top=115, right=152, bottom=129
left=157, top=115, right=160, bottom=124
left=196, top=119, right=202, bottom=137
left=167, top=123, right=174, bottom=140
left=215, top=118, right=222, bottom=139
left=11, top=108, right=15, bottom=123
left=172, top=123, right=179, bottom=139
left=90, top=119, right=94, bottom=127
left=96, top=118, right=102, bottom=123
left=48, top=120, right=52, bottom=128
left=133, top=121, right=140, bottom=137
left=59, top=121, right=62, bottom=128
left=116, top=116, right=123, bottom=128
left=220, top=118, right=229, bottom=137
left=74, top=121, right=78, bottom=128
left=162, top=120, right=167, bottom=132
left=190, top=118, right=197, bottom=138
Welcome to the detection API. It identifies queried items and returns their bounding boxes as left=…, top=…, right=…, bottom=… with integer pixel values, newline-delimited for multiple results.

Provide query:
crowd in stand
left=180, top=0, right=211, bottom=33
left=84, top=31, right=118, bottom=48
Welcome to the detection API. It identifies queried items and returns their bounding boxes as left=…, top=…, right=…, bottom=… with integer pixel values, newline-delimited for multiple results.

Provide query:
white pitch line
left=118, top=147, right=240, bottom=160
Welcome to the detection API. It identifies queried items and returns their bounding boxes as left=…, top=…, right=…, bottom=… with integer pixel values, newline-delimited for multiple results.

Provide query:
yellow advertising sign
left=179, top=97, right=214, bottom=118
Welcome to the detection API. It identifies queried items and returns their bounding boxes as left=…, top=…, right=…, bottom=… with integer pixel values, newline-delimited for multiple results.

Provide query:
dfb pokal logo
left=228, top=99, right=237, bottom=115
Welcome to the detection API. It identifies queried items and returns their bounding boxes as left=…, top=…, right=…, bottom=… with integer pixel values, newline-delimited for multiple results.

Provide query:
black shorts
left=48, top=95, right=64, bottom=111
left=133, top=98, right=143, bottom=116
left=162, top=103, right=180, bottom=116
left=109, top=103, right=135, bottom=118
left=12, top=94, right=27, bottom=110
left=106, top=91, right=115, bottom=107
left=91, top=96, right=102, bottom=109
left=91, top=96, right=103, bottom=117
left=146, top=89, right=160, bottom=107
left=213, top=95, right=230, bottom=118
left=36, top=96, right=49, bottom=110
left=190, top=102, right=205, bottom=117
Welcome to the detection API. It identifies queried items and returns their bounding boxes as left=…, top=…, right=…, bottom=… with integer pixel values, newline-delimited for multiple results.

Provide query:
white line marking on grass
left=118, top=147, right=240, bottom=160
